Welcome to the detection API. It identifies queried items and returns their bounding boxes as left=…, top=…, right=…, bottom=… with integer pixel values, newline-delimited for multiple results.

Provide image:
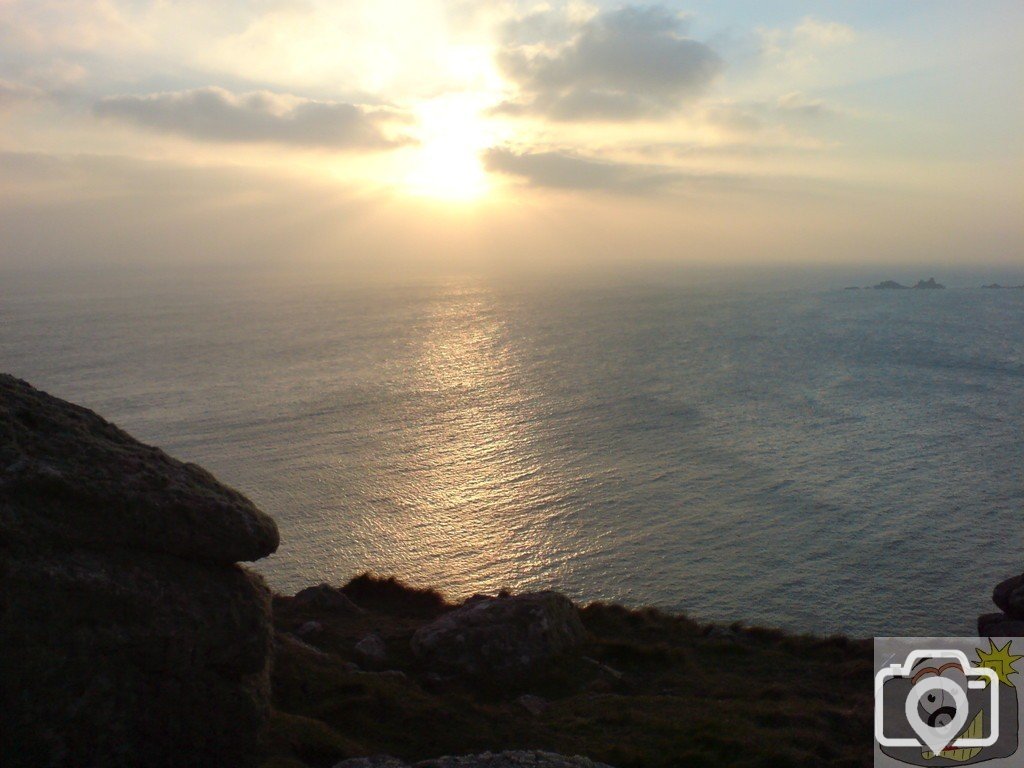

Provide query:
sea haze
left=2, top=270, right=1021, bottom=636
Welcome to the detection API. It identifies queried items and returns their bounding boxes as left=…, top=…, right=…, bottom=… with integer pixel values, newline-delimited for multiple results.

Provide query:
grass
left=265, top=574, right=872, bottom=768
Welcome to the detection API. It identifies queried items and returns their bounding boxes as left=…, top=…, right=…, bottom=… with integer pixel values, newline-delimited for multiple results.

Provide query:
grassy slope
left=265, top=575, right=872, bottom=768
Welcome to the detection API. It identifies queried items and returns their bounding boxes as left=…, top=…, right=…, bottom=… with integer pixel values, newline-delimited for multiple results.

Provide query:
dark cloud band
left=95, top=87, right=411, bottom=149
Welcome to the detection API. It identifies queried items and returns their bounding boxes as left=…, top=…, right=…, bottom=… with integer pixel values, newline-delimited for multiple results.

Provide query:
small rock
left=374, top=669, right=408, bottom=681
left=292, top=584, right=364, bottom=614
left=334, top=758, right=410, bottom=768
left=421, top=672, right=446, bottom=690
left=411, top=591, right=586, bottom=677
left=276, top=630, right=332, bottom=660
left=416, top=751, right=617, bottom=767
left=705, top=625, right=742, bottom=641
left=582, top=656, right=623, bottom=680
left=518, top=694, right=548, bottom=716
left=295, top=620, right=323, bottom=639
left=334, top=752, right=616, bottom=768
left=355, top=632, right=388, bottom=667
left=993, top=573, right=1024, bottom=620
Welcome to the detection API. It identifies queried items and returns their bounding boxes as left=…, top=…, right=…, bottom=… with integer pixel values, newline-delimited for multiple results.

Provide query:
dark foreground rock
left=293, top=583, right=366, bottom=614
left=979, top=571, right=1024, bottom=636
left=334, top=751, right=615, bottom=768
left=411, top=592, right=586, bottom=677
left=993, top=573, right=1024, bottom=618
left=0, top=374, right=279, bottom=768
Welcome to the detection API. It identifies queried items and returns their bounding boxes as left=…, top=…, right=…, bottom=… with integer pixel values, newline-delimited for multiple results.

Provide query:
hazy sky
left=1, top=1, right=1022, bottom=273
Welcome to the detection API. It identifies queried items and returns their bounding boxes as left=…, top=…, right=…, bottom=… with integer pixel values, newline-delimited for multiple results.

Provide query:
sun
left=402, top=94, right=495, bottom=202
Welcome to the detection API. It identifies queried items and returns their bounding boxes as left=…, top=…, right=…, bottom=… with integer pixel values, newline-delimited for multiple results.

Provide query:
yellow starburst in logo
left=975, top=639, right=1022, bottom=687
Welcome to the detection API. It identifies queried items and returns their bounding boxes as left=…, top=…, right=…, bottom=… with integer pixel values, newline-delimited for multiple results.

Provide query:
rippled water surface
left=2, top=272, right=1021, bottom=635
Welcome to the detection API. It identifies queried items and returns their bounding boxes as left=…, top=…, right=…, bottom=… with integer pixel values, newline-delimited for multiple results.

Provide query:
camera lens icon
left=906, top=675, right=970, bottom=755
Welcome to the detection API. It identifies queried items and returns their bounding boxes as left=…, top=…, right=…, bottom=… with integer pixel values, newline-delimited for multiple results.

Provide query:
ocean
left=2, top=269, right=1021, bottom=636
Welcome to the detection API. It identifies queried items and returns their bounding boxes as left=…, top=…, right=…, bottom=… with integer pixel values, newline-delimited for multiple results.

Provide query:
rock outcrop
left=979, top=571, right=1024, bottom=637
left=411, top=592, right=586, bottom=677
left=870, top=278, right=945, bottom=290
left=334, top=751, right=615, bottom=768
left=872, top=280, right=909, bottom=290
left=293, top=583, right=365, bottom=614
left=0, top=374, right=279, bottom=767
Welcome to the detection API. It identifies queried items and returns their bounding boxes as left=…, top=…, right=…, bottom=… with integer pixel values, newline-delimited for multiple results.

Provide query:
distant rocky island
left=871, top=277, right=945, bottom=290
left=844, top=279, right=1024, bottom=290
left=843, top=278, right=947, bottom=290
left=2, top=373, right=1018, bottom=768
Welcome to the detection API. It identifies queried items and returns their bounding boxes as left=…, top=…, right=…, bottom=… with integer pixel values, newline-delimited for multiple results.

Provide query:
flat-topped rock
left=411, top=591, right=586, bottom=677
left=0, top=374, right=278, bottom=563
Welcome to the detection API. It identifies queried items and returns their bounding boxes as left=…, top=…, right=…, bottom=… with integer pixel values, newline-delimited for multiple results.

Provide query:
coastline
left=6, top=372, right=1019, bottom=768
left=2, top=372, right=874, bottom=767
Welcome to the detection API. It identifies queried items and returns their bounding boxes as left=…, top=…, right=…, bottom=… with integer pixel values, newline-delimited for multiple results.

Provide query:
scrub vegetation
left=266, top=574, right=872, bottom=768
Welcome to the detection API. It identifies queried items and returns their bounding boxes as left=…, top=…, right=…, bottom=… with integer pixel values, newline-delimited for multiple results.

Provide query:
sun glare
left=402, top=94, right=495, bottom=202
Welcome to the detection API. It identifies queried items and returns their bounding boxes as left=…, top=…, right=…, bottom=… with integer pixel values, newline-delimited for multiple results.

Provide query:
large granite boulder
left=410, top=592, right=586, bottom=677
left=978, top=571, right=1024, bottom=637
left=0, top=374, right=279, bottom=767
left=0, top=374, right=278, bottom=562
left=335, top=751, right=615, bottom=768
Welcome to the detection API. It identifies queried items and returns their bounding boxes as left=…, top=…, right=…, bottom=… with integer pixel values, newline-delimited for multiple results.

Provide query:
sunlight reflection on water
left=357, top=282, right=582, bottom=596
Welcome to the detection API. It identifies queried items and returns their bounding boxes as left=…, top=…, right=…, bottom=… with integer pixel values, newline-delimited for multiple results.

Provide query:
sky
left=1, top=0, right=1022, bottom=275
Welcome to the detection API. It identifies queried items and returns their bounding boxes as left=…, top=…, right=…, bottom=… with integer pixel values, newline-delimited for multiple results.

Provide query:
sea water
left=2, top=269, right=1021, bottom=636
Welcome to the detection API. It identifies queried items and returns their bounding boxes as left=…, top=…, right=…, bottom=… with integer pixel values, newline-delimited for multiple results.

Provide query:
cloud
left=484, top=147, right=666, bottom=192
left=0, top=79, right=45, bottom=109
left=792, top=18, right=856, bottom=47
left=703, top=93, right=842, bottom=136
left=493, top=5, right=722, bottom=121
left=775, top=92, right=834, bottom=118
left=759, top=16, right=856, bottom=71
left=94, top=87, right=412, bottom=149
left=483, top=145, right=858, bottom=201
left=483, top=146, right=738, bottom=194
